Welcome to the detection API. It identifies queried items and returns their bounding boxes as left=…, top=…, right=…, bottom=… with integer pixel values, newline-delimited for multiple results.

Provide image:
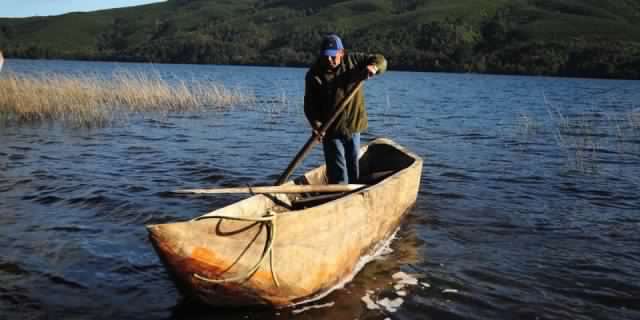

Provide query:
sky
left=0, top=0, right=167, bottom=18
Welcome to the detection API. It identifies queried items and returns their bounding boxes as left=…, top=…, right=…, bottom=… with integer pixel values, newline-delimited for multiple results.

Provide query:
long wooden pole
left=175, top=184, right=365, bottom=195
left=275, top=80, right=364, bottom=185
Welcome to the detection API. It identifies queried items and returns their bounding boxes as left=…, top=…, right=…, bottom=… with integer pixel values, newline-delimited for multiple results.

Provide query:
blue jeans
left=323, top=133, right=360, bottom=184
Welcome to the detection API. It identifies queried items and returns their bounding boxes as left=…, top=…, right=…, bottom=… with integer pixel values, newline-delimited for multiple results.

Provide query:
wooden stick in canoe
left=174, top=184, right=365, bottom=195
left=274, top=80, right=365, bottom=185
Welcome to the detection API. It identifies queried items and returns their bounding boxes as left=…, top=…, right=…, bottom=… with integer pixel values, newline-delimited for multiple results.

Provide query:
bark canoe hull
left=146, top=138, right=423, bottom=308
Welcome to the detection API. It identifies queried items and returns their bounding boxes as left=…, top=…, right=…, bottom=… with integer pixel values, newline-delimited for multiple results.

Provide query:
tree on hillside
left=97, top=17, right=137, bottom=54
left=0, top=24, right=15, bottom=41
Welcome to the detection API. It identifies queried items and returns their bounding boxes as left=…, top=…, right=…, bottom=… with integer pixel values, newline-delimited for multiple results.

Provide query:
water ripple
left=2, top=63, right=639, bottom=320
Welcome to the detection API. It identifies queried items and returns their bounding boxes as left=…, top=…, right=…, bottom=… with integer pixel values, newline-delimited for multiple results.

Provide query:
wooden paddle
left=175, top=184, right=364, bottom=195
left=275, top=80, right=364, bottom=185
left=168, top=81, right=364, bottom=197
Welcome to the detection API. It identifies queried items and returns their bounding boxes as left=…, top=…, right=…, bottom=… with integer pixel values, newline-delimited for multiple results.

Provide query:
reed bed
left=541, top=93, right=640, bottom=173
left=0, top=70, right=255, bottom=126
left=629, top=108, right=640, bottom=130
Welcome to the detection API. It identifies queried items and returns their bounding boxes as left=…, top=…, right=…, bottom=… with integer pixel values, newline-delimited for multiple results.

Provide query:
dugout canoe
left=146, top=137, right=423, bottom=308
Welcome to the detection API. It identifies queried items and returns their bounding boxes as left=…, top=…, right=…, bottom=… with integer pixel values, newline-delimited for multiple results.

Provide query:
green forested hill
left=1, top=0, right=640, bottom=78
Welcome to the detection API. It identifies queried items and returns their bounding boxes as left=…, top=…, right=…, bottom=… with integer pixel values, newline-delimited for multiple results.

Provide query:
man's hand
left=312, top=121, right=324, bottom=141
left=366, top=64, right=378, bottom=79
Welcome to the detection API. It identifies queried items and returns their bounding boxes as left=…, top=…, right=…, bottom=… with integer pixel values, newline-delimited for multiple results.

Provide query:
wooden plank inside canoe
left=174, top=184, right=365, bottom=195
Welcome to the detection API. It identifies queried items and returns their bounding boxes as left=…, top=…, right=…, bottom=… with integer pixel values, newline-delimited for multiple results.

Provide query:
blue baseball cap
left=320, top=34, right=344, bottom=56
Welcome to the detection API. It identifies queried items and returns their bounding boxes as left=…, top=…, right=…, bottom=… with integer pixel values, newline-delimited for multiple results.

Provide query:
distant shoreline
left=2, top=56, right=637, bottom=81
left=2, top=0, right=640, bottom=80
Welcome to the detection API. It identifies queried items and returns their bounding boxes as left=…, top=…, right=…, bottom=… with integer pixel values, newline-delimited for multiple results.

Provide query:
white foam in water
left=361, top=271, right=422, bottom=313
left=361, top=291, right=380, bottom=310
left=392, top=271, right=419, bottom=285
left=442, top=288, right=459, bottom=294
left=377, top=297, right=404, bottom=313
left=373, top=244, right=394, bottom=260
left=291, top=301, right=335, bottom=314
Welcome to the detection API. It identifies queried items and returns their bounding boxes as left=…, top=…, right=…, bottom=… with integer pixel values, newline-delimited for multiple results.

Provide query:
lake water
left=1, top=59, right=639, bottom=319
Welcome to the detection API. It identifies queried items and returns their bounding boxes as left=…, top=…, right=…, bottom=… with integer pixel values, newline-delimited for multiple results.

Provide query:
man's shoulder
left=345, top=52, right=379, bottom=64
left=346, top=52, right=385, bottom=60
left=344, top=52, right=361, bottom=61
left=305, top=69, right=317, bottom=81
left=306, top=60, right=320, bottom=75
left=344, top=52, right=387, bottom=74
left=305, top=67, right=324, bottom=85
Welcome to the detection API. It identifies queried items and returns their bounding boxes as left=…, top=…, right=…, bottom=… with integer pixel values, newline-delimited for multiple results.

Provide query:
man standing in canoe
left=304, top=34, right=387, bottom=184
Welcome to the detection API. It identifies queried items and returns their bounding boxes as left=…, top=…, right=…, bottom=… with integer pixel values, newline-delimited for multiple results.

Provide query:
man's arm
left=348, top=52, right=387, bottom=80
left=303, top=73, right=323, bottom=136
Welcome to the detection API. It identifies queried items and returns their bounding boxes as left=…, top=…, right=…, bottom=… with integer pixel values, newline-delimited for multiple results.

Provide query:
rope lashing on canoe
left=190, top=210, right=280, bottom=287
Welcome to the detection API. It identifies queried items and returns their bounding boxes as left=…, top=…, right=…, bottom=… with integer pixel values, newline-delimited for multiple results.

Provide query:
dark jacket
left=304, top=52, right=387, bottom=137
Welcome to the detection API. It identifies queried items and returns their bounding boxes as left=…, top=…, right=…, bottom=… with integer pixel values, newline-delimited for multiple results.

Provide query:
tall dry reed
left=542, top=92, right=640, bottom=173
left=0, top=70, right=255, bottom=126
left=629, top=108, right=640, bottom=130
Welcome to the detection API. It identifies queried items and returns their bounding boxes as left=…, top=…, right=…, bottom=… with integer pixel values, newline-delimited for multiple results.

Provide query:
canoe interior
left=290, top=140, right=417, bottom=208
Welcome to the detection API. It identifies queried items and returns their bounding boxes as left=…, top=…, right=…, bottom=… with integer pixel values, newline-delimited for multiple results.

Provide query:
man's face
left=323, top=49, right=344, bottom=70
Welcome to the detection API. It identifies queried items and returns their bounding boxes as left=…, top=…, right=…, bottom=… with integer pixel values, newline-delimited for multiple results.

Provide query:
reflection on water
left=1, top=60, right=640, bottom=319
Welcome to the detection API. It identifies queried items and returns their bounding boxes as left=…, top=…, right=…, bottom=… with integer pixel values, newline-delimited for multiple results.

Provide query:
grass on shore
left=0, top=70, right=255, bottom=126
